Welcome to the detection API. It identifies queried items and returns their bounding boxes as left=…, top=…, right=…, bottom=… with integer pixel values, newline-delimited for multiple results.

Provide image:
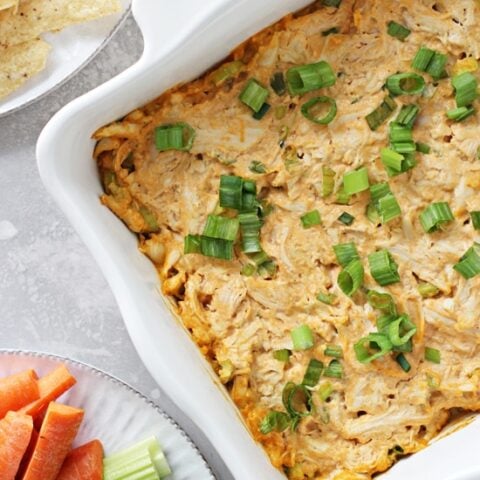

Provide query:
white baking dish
left=37, top=1, right=480, bottom=478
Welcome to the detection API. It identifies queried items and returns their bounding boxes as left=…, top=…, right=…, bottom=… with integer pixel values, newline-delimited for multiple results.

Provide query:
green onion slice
left=386, top=73, right=426, bottom=96
left=333, top=242, right=359, bottom=267
left=338, top=259, right=364, bottom=296
left=419, top=202, right=454, bottom=233
left=354, top=333, right=393, bottom=363
left=282, top=382, right=313, bottom=417
left=416, top=142, right=431, bottom=154
left=395, top=104, right=419, bottom=128
left=291, top=324, right=315, bottom=350
left=387, top=314, right=417, bottom=346
left=367, top=290, right=397, bottom=315
left=366, top=202, right=381, bottom=226
left=317, top=292, right=336, bottom=305
left=302, top=359, right=324, bottom=387
left=381, top=148, right=407, bottom=176
left=200, top=237, right=233, bottom=260
left=376, top=314, right=397, bottom=333
left=318, top=382, right=334, bottom=401
left=427, top=52, right=448, bottom=80
left=301, top=210, right=322, bottom=229
left=395, top=353, right=411, bottom=372
left=452, top=72, right=478, bottom=108
left=203, top=215, right=239, bottom=241
left=338, top=212, right=355, bottom=225
left=301, top=96, right=337, bottom=125
left=335, top=185, right=351, bottom=205
left=155, top=122, right=196, bottom=152
left=470, top=211, right=480, bottom=230
left=240, top=263, right=256, bottom=276
left=210, top=60, right=243, bottom=85
left=378, top=194, right=402, bottom=223
left=286, top=61, right=336, bottom=96
left=418, top=282, right=440, bottom=298
left=324, top=345, right=343, bottom=359
left=252, top=102, right=271, bottom=120
left=322, top=27, right=339, bottom=36
left=387, top=21, right=411, bottom=41
left=446, top=106, right=476, bottom=122
left=368, top=249, right=400, bottom=286
left=454, top=243, right=480, bottom=279
left=259, top=411, right=291, bottom=434
left=324, top=359, right=343, bottom=378
left=322, top=166, right=335, bottom=197
left=273, top=349, right=291, bottom=362
left=425, top=347, right=441, bottom=364
left=184, top=234, right=201, bottom=254
left=219, top=175, right=243, bottom=209
left=239, top=79, right=269, bottom=113
left=249, top=161, right=266, bottom=174
left=366, top=95, right=397, bottom=131
left=343, top=167, right=369, bottom=195
left=270, top=72, right=286, bottom=96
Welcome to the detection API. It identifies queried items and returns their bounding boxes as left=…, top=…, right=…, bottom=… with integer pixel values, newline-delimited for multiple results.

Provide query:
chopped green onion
left=249, top=250, right=270, bottom=266
left=381, top=148, right=407, bottom=176
left=393, top=339, right=413, bottom=353
left=270, top=72, right=286, bottom=96
left=366, top=203, right=381, bottom=225
left=338, top=212, right=355, bottom=226
left=210, top=60, right=243, bottom=85
left=366, top=95, right=397, bottom=131
left=318, top=382, right=334, bottom=401
left=446, top=106, right=476, bottom=122
left=367, top=290, right=397, bottom=315
left=155, top=122, right=196, bottom=152
left=103, top=436, right=171, bottom=480
left=470, top=211, right=480, bottom=230
left=419, top=202, right=454, bottom=233
left=343, top=167, right=370, bottom=194
left=395, top=353, right=411, bottom=372
left=184, top=234, right=201, bottom=254
left=412, top=46, right=435, bottom=71
left=370, top=182, right=392, bottom=204
left=239, top=212, right=262, bottom=253
left=378, top=194, right=402, bottom=223
left=302, top=359, right=324, bottom=387
left=249, top=160, right=266, bottom=174
left=291, top=324, right=315, bottom=350
left=452, top=72, right=478, bottom=108
left=376, top=314, right=397, bottom=333
left=282, top=382, right=313, bottom=417
left=418, top=282, right=440, bottom=298
left=354, top=333, right=393, bottom=363
left=301, top=210, right=322, bottom=229
left=323, top=0, right=342, bottom=6
left=240, top=263, right=256, bottom=276
left=333, top=242, right=359, bottom=267
left=252, top=102, right=271, bottom=120
left=322, top=27, right=339, bottom=36
left=338, top=259, right=364, bottom=296
left=395, top=104, right=419, bottom=128
left=239, top=79, right=269, bottom=113
left=368, top=249, right=400, bottom=286
left=322, top=166, right=335, bottom=197
left=454, top=243, right=480, bottom=279
left=139, top=207, right=159, bottom=232
left=203, top=215, right=239, bottom=241
left=335, top=185, right=351, bottom=205
left=273, top=349, right=291, bottom=362
left=425, top=347, right=441, bottom=364
left=200, top=237, right=233, bottom=260
left=390, top=122, right=414, bottom=144
left=386, top=73, right=426, bottom=96
left=219, top=175, right=243, bottom=209
left=387, top=21, right=411, bottom=41
left=387, top=315, right=417, bottom=346
left=324, top=359, right=343, bottom=378
left=324, top=345, right=343, bottom=358
left=259, top=411, right=291, bottom=434
left=286, top=61, right=336, bottom=96
left=416, top=142, right=431, bottom=154
left=317, top=292, right=336, bottom=305
left=427, top=53, right=448, bottom=80
left=301, top=96, right=337, bottom=124
left=258, top=260, right=277, bottom=278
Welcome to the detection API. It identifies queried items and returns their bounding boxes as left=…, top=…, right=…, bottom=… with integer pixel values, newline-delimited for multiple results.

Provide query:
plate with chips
left=0, top=0, right=131, bottom=117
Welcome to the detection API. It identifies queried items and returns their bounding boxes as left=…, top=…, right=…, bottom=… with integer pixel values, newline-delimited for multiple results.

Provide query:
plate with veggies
left=0, top=350, right=214, bottom=480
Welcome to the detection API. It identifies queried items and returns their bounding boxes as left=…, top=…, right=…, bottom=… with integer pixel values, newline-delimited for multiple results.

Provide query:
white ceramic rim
left=0, top=348, right=215, bottom=478
left=0, top=4, right=132, bottom=119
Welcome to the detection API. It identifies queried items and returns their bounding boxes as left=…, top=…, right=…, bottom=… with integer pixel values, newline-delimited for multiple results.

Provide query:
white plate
left=0, top=0, right=131, bottom=118
left=36, top=1, right=480, bottom=479
left=0, top=350, right=214, bottom=480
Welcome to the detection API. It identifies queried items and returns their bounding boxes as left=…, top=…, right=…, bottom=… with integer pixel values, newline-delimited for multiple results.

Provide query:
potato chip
left=0, top=0, right=18, bottom=11
left=0, top=0, right=121, bottom=48
left=0, top=39, right=50, bottom=100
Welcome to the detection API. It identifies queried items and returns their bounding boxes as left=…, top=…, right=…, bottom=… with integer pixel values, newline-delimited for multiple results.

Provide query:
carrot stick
left=15, top=429, right=38, bottom=480
left=20, top=365, right=76, bottom=420
left=56, top=440, right=104, bottom=480
left=0, top=411, right=33, bottom=480
left=0, top=369, right=39, bottom=419
left=21, top=402, right=84, bottom=480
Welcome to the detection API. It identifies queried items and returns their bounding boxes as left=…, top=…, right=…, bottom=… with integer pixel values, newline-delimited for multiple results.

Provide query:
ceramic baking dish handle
left=132, top=0, right=227, bottom=66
